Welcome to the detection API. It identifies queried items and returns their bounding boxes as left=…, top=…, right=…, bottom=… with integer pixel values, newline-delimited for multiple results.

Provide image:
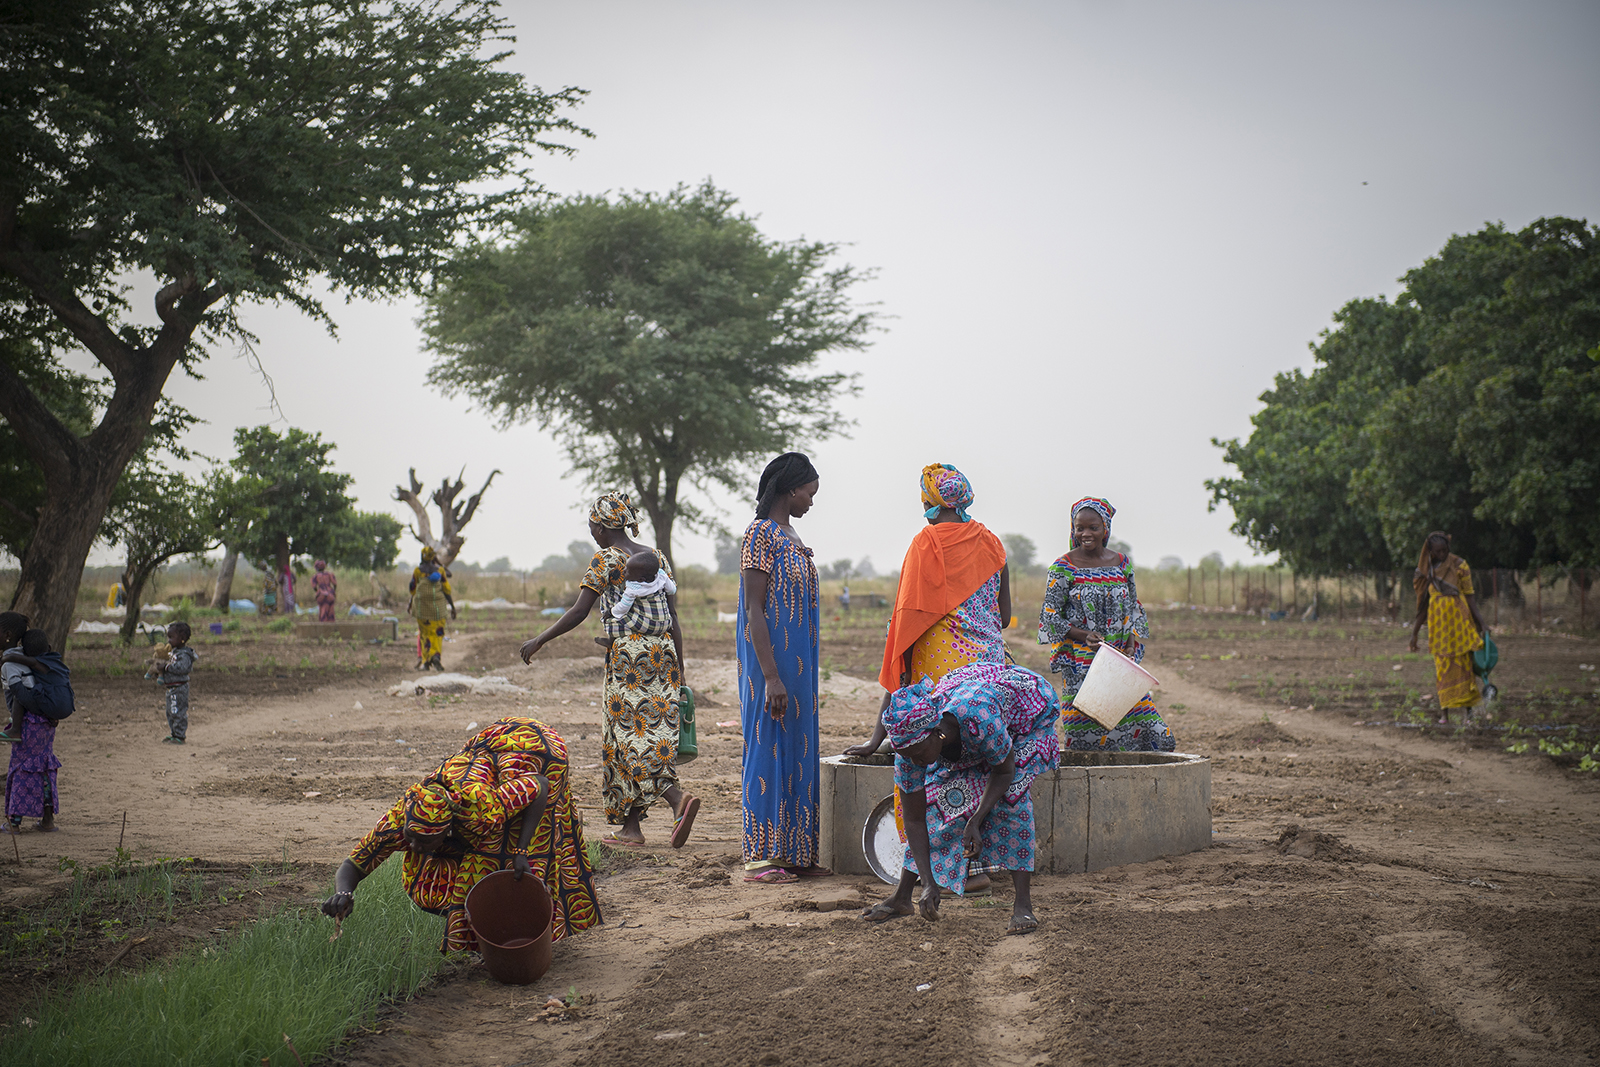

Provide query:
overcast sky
left=91, top=0, right=1600, bottom=574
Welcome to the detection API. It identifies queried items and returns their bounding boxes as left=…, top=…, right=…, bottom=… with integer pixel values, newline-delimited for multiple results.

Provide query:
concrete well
left=818, top=751, right=1211, bottom=879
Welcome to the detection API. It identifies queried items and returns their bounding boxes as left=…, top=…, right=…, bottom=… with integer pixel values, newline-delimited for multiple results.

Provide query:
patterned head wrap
left=403, top=781, right=454, bottom=835
left=880, top=679, right=943, bottom=749
left=420, top=545, right=437, bottom=563
left=1070, top=497, right=1115, bottom=532
left=920, top=463, right=974, bottom=522
left=314, top=559, right=327, bottom=571
left=590, top=492, right=641, bottom=534
left=755, top=452, right=820, bottom=519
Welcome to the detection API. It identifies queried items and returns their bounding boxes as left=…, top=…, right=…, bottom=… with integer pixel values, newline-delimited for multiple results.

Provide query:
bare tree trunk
left=0, top=201, right=222, bottom=651
left=393, top=467, right=499, bottom=567
left=9, top=455, right=125, bottom=652
left=209, top=546, right=240, bottom=610
left=119, top=560, right=159, bottom=646
left=274, top=532, right=292, bottom=614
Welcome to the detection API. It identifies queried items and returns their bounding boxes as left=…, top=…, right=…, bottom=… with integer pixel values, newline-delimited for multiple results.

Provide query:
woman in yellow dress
left=409, top=546, right=456, bottom=670
left=1408, top=531, right=1488, bottom=720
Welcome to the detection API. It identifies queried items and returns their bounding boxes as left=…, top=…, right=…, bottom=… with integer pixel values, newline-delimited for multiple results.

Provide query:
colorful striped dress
left=1039, top=552, right=1174, bottom=751
left=736, top=518, right=821, bottom=868
left=348, top=718, right=601, bottom=952
left=893, top=663, right=1060, bottom=892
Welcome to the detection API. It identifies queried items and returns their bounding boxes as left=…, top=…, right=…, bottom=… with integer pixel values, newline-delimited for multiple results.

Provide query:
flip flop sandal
left=601, top=833, right=646, bottom=848
left=861, top=901, right=910, bottom=923
left=669, top=796, right=700, bottom=849
left=1007, top=914, right=1039, bottom=936
left=743, top=866, right=798, bottom=885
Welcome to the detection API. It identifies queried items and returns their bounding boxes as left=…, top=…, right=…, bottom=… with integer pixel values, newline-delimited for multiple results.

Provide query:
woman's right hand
left=842, top=743, right=877, bottom=757
left=1407, top=635, right=1420, bottom=654
left=519, top=636, right=544, bottom=663
left=321, top=891, right=354, bottom=920
left=1081, top=630, right=1104, bottom=651
left=917, top=882, right=941, bottom=922
left=764, top=674, right=789, bottom=719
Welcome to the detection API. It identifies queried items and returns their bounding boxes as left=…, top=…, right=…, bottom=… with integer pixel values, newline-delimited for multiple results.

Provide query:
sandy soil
left=5, top=629, right=1598, bottom=1066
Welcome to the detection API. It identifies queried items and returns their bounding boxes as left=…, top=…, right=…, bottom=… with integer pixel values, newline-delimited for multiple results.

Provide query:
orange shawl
left=878, top=521, right=1007, bottom=691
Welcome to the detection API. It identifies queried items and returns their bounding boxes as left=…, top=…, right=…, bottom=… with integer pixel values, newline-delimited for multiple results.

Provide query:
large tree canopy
left=0, top=0, right=584, bottom=647
left=421, top=182, right=878, bottom=562
left=1210, top=217, right=1598, bottom=573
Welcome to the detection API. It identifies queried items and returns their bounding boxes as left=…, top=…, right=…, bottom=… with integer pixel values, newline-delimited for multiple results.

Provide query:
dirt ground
left=3, top=613, right=1598, bottom=1066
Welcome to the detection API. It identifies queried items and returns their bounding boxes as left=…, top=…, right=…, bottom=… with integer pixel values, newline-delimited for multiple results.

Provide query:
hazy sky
left=88, top=0, right=1600, bottom=574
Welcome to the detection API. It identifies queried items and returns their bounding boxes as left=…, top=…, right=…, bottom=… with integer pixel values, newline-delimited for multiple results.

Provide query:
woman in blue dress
left=737, top=452, right=828, bottom=883
left=861, top=661, right=1059, bottom=934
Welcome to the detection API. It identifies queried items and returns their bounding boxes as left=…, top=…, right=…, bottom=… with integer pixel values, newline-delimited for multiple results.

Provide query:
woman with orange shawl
left=1408, top=531, right=1487, bottom=720
left=846, top=463, right=1011, bottom=754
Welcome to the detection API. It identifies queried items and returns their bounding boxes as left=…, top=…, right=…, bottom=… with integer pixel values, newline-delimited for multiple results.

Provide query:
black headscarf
left=755, top=452, right=819, bottom=518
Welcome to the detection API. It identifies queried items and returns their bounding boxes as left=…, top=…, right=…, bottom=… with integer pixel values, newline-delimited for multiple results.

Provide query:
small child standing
left=2, top=619, right=62, bottom=833
left=153, top=621, right=197, bottom=744
left=596, top=551, right=677, bottom=653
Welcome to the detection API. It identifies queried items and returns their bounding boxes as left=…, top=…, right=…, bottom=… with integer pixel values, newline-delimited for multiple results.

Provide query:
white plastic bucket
left=1072, top=643, right=1161, bottom=729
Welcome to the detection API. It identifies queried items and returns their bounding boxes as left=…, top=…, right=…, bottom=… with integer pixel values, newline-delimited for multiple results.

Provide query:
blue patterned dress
left=737, top=519, right=821, bottom=867
left=1039, top=552, right=1174, bottom=752
left=893, top=663, right=1060, bottom=893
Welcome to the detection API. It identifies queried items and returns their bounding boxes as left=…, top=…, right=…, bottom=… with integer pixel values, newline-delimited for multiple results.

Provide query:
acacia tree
left=0, top=0, right=584, bottom=647
left=421, top=182, right=878, bottom=563
left=104, top=464, right=263, bottom=644
left=219, top=426, right=402, bottom=611
left=1209, top=218, right=1596, bottom=575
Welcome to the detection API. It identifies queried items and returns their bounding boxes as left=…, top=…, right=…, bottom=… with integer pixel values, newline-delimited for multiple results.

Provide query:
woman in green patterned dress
left=520, top=493, right=700, bottom=848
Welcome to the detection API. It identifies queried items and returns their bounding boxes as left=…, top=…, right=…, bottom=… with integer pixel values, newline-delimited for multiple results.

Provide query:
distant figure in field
left=1409, top=531, right=1487, bottom=722
left=1039, top=497, right=1174, bottom=752
left=409, top=546, right=456, bottom=671
left=312, top=559, right=337, bottom=622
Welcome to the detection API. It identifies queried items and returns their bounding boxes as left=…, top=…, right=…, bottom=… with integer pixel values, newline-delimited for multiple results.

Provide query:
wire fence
left=1132, top=565, right=1596, bottom=632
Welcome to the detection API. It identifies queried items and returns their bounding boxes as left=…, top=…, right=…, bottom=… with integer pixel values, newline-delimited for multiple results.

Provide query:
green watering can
left=1472, top=633, right=1499, bottom=702
left=675, top=685, right=698, bottom=765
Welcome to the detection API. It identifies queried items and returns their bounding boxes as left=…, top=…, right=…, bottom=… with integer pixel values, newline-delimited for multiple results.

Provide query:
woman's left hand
left=512, top=853, right=531, bottom=880
left=961, top=819, right=981, bottom=859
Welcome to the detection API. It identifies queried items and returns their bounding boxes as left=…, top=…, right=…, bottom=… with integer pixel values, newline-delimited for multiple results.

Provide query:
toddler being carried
left=596, top=551, right=677, bottom=653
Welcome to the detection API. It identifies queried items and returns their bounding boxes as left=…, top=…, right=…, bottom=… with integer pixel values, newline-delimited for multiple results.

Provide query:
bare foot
left=861, top=900, right=912, bottom=923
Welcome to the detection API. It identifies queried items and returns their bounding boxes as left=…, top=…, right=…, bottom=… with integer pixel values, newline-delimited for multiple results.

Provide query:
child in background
left=595, top=550, right=677, bottom=653
left=153, top=621, right=198, bottom=744
left=2, top=621, right=61, bottom=832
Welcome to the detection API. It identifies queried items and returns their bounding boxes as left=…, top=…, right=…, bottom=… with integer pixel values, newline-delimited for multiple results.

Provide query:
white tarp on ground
left=457, top=598, right=533, bottom=610
left=388, top=673, right=528, bottom=697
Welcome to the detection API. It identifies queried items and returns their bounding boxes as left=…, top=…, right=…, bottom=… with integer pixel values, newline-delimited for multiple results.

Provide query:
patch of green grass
left=267, top=616, right=295, bottom=634
left=2, top=857, right=449, bottom=1067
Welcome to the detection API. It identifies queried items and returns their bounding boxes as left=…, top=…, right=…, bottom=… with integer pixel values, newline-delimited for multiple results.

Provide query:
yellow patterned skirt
left=601, top=632, right=681, bottom=824
left=1427, top=593, right=1483, bottom=709
left=417, top=618, right=446, bottom=662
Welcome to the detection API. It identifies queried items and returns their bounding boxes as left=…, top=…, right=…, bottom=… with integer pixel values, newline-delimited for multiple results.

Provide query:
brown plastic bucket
left=464, top=869, right=554, bottom=985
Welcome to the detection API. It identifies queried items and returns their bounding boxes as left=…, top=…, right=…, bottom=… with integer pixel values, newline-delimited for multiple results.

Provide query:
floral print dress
left=583, top=546, right=681, bottom=825
left=1039, top=552, right=1174, bottom=752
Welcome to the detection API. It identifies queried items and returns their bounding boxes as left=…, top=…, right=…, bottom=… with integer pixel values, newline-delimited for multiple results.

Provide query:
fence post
left=1231, top=568, right=1236, bottom=610
left=1537, top=571, right=1542, bottom=628
left=1492, top=568, right=1499, bottom=627
left=1187, top=567, right=1192, bottom=606
left=1581, top=567, right=1587, bottom=629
